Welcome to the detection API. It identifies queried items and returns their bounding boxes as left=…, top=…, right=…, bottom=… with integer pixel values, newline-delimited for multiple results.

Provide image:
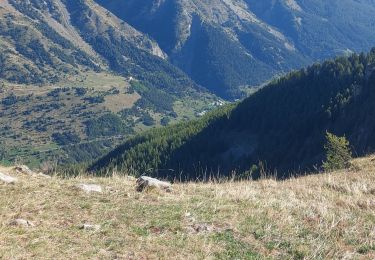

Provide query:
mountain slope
left=246, top=0, right=375, bottom=58
left=0, top=0, right=220, bottom=167
left=91, top=48, right=375, bottom=179
left=96, top=0, right=375, bottom=98
left=2, top=0, right=375, bottom=166
left=1, top=0, right=199, bottom=93
left=0, top=0, right=100, bottom=84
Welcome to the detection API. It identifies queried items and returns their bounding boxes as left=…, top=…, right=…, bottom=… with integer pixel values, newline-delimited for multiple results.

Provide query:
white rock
left=79, top=224, right=101, bottom=231
left=77, top=184, right=102, bottom=193
left=136, top=176, right=172, bottom=192
left=9, top=219, right=35, bottom=227
left=0, top=172, right=17, bottom=184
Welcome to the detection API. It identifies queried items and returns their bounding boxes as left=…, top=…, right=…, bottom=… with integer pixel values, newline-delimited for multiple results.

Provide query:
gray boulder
left=136, top=176, right=172, bottom=192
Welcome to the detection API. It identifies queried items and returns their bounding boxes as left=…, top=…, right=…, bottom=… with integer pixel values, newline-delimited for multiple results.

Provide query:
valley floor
left=0, top=157, right=375, bottom=259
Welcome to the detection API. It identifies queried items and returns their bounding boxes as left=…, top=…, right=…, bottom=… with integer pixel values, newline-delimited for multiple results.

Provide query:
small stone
left=77, top=184, right=102, bottom=193
left=136, top=176, right=172, bottom=192
left=9, top=219, right=35, bottom=227
left=79, top=224, right=101, bottom=231
left=0, top=172, right=17, bottom=184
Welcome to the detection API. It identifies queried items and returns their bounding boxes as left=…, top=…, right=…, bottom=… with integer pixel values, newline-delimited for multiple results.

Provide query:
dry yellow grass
left=1, top=156, right=374, bottom=259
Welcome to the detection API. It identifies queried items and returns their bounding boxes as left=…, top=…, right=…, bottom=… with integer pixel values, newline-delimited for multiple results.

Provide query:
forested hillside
left=91, top=48, right=375, bottom=179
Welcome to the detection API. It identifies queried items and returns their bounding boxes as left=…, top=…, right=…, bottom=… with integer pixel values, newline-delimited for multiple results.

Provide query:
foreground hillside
left=1, top=156, right=374, bottom=259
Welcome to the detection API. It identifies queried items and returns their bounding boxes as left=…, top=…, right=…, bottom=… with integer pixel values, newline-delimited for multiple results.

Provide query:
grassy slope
left=1, top=156, right=374, bottom=259
left=0, top=71, right=219, bottom=167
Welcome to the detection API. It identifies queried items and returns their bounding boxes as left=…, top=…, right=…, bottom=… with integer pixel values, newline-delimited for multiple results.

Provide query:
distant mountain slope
left=96, top=0, right=375, bottom=98
left=0, top=0, right=220, bottom=167
left=1, top=0, right=200, bottom=94
left=246, top=0, right=375, bottom=58
left=91, top=48, right=375, bottom=179
left=0, top=0, right=99, bottom=84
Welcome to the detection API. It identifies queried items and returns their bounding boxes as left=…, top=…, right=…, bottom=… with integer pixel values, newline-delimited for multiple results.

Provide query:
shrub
left=2, top=94, right=16, bottom=106
left=75, top=87, right=87, bottom=96
left=322, top=132, right=352, bottom=172
left=52, top=132, right=81, bottom=146
left=85, top=113, right=130, bottom=137
left=84, top=96, right=105, bottom=104
left=142, top=113, right=155, bottom=126
left=160, top=117, right=170, bottom=126
left=47, top=88, right=62, bottom=98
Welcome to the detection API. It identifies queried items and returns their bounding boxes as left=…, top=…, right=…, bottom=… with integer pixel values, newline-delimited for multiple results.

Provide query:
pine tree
left=323, top=132, right=352, bottom=172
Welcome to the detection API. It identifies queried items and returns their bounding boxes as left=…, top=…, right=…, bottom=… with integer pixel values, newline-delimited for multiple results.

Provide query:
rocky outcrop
left=136, top=176, right=172, bottom=192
